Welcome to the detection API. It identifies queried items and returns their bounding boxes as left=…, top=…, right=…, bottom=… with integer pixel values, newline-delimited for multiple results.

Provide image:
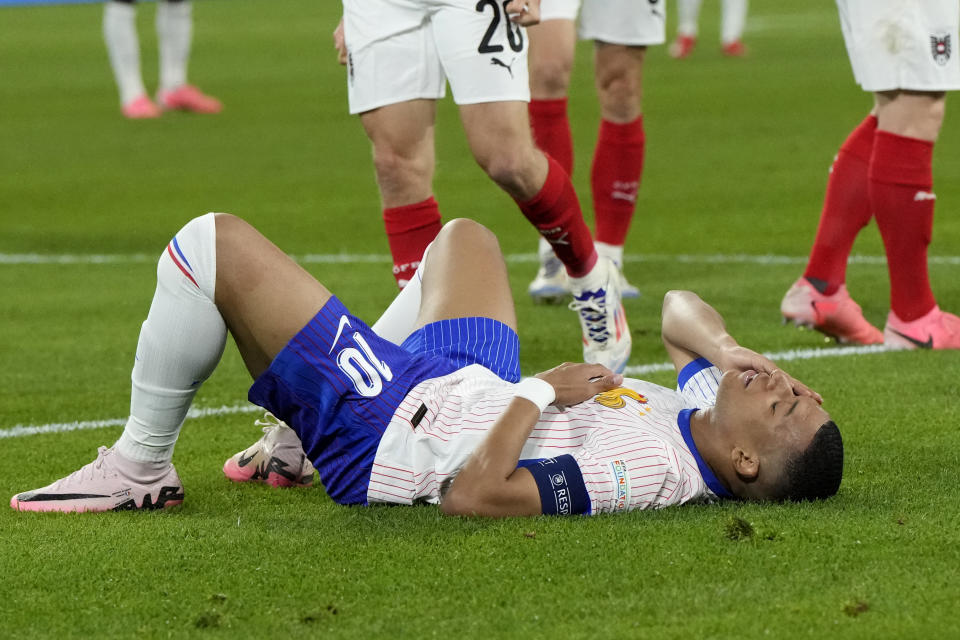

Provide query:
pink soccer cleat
left=669, top=35, right=697, bottom=59
left=157, top=84, right=223, bottom=114
left=223, top=413, right=314, bottom=488
left=781, top=278, right=884, bottom=345
left=722, top=40, right=747, bottom=57
left=122, top=95, right=162, bottom=119
left=884, top=306, right=960, bottom=350
left=10, top=447, right=183, bottom=513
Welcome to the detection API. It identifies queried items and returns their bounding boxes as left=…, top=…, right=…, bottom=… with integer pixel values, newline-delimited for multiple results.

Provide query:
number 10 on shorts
left=337, top=333, right=394, bottom=397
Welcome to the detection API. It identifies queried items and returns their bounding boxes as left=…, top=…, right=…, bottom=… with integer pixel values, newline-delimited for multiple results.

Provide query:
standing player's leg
left=670, top=0, right=700, bottom=58
left=103, top=0, right=160, bottom=118
left=10, top=214, right=333, bottom=512
left=720, top=0, right=748, bottom=56
left=155, top=0, right=222, bottom=114
left=359, top=100, right=444, bottom=289
left=781, top=108, right=884, bottom=345
left=341, top=0, right=447, bottom=289
left=871, top=91, right=960, bottom=349
left=526, top=14, right=578, bottom=304
left=590, top=42, right=647, bottom=298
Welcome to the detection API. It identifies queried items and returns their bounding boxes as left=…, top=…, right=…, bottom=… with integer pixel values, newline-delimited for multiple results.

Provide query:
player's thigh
left=459, top=99, right=536, bottom=163
left=342, top=0, right=447, bottom=114
left=415, top=219, right=516, bottom=331
left=837, top=0, right=960, bottom=94
left=579, top=0, right=666, bottom=46
left=431, top=0, right=530, bottom=105
left=528, top=17, right=577, bottom=98
left=214, top=214, right=332, bottom=377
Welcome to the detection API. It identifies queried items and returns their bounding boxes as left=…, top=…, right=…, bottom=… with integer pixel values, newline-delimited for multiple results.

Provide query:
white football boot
left=569, top=258, right=632, bottom=373
left=223, top=413, right=314, bottom=488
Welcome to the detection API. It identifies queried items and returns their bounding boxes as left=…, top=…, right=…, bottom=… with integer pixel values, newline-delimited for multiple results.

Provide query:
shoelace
left=254, top=411, right=284, bottom=436
left=51, top=446, right=112, bottom=488
left=569, top=292, right=611, bottom=345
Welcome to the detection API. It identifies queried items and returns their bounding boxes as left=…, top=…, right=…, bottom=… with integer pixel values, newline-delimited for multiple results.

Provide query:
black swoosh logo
left=891, top=329, right=933, bottom=349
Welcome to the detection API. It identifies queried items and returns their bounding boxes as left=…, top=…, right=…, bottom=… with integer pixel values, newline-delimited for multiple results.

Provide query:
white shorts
left=343, top=0, right=530, bottom=114
left=837, top=0, right=960, bottom=92
left=540, top=0, right=666, bottom=46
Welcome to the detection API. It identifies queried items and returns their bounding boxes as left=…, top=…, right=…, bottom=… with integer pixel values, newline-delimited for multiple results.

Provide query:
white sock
left=721, top=0, right=748, bottom=44
left=103, top=1, right=146, bottom=105
left=676, top=0, right=702, bottom=38
left=157, top=0, right=192, bottom=93
left=115, top=213, right=226, bottom=464
left=568, top=257, right=609, bottom=293
left=371, top=243, right=432, bottom=344
left=595, top=241, right=624, bottom=270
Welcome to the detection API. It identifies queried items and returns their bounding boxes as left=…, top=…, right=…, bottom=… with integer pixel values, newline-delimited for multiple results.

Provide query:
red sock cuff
left=598, top=116, right=645, bottom=146
left=517, top=156, right=566, bottom=214
left=839, top=115, right=878, bottom=162
left=529, top=97, right=569, bottom=118
left=383, top=196, right=442, bottom=234
left=869, top=131, right=934, bottom=186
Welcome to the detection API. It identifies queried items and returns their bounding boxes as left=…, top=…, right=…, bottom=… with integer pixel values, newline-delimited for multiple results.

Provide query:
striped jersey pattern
left=368, top=360, right=725, bottom=513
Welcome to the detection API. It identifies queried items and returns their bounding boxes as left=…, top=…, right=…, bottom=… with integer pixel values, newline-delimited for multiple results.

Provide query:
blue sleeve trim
left=517, top=456, right=591, bottom=516
left=677, top=357, right=715, bottom=391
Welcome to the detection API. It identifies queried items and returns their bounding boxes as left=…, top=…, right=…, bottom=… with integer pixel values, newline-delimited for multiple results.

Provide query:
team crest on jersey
left=931, top=34, right=951, bottom=66
left=595, top=387, right=648, bottom=411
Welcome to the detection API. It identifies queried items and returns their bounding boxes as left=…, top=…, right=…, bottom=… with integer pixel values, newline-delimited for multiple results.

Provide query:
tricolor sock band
left=116, top=213, right=226, bottom=464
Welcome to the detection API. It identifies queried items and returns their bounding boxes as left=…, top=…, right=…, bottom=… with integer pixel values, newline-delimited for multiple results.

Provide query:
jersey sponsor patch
left=610, top=459, right=631, bottom=512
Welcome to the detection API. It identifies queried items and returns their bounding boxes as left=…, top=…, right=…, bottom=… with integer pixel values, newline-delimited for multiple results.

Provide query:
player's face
left=714, top=369, right=830, bottom=456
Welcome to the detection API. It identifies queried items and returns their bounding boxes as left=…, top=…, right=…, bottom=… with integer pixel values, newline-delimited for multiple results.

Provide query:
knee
left=476, top=146, right=536, bottom=192
left=597, top=72, right=642, bottom=122
left=530, top=58, right=573, bottom=98
left=371, top=144, right=432, bottom=187
left=436, top=218, right=501, bottom=255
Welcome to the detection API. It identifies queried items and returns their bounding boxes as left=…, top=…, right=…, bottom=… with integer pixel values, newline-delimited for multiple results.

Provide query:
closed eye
left=771, top=401, right=778, bottom=414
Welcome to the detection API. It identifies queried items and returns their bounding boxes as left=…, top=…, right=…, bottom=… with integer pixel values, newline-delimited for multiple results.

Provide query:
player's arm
left=661, top=290, right=821, bottom=401
left=440, top=363, right=621, bottom=518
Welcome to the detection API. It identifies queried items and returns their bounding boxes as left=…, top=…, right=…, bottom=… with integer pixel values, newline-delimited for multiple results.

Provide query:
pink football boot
left=11, top=447, right=183, bottom=513
left=122, top=95, right=162, bottom=119
left=223, top=413, right=314, bottom=488
left=781, top=278, right=883, bottom=345
left=884, top=306, right=960, bottom=350
left=157, top=85, right=223, bottom=114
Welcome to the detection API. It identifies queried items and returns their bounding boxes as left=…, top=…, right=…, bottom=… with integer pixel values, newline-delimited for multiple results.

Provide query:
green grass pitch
left=1, top=0, right=959, bottom=637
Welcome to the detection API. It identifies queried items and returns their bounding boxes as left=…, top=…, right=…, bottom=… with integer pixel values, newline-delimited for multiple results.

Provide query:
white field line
left=3, top=251, right=960, bottom=267
left=1, top=344, right=891, bottom=440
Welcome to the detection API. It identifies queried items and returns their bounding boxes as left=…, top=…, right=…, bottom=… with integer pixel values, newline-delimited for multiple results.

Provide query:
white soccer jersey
left=368, top=359, right=729, bottom=513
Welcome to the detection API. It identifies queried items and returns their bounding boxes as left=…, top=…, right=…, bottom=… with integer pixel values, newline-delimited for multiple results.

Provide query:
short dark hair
left=772, top=420, right=844, bottom=501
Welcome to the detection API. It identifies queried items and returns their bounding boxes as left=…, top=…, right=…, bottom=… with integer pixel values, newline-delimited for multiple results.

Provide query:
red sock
left=529, top=98, right=574, bottom=177
left=383, top=196, right=442, bottom=289
left=803, top=115, right=877, bottom=294
left=869, top=130, right=937, bottom=321
left=591, top=117, right=646, bottom=246
left=516, top=155, right=597, bottom=277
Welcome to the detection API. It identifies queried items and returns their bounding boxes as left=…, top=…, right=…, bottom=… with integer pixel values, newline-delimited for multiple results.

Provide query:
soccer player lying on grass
left=11, top=215, right=842, bottom=515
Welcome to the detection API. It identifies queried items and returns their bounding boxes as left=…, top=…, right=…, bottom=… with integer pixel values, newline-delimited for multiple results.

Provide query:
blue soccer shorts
left=248, top=296, right=520, bottom=504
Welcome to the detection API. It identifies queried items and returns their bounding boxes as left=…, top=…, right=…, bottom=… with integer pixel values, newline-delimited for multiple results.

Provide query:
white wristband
left=513, top=377, right=556, bottom=413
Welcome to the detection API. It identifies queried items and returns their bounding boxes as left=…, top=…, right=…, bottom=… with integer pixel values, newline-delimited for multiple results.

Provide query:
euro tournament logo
left=931, top=34, right=951, bottom=66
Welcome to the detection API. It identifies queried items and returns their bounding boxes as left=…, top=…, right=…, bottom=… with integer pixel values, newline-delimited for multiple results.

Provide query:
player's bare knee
left=530, top=59, right=573, bottom=97
left=438, top=218, right=499, bottom=252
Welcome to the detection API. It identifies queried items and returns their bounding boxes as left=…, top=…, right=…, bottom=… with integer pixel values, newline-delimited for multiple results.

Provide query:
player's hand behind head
left=506, top=0, right=540, bottom=26
left=717, top=345, right=822, bottom=404
left=536, top=362, right=623, bottom=408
